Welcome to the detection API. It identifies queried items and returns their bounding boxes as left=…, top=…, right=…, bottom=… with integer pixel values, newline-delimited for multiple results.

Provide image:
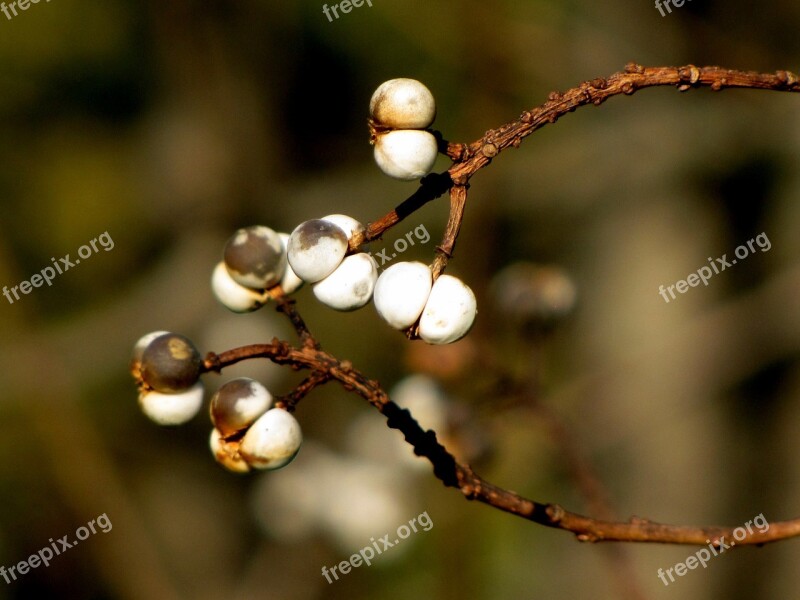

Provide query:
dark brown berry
left=140, top=333, right=203, bottom=393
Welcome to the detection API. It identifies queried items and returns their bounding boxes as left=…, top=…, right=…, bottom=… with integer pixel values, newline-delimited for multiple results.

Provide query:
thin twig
left=348, top=171, right=453, bottom=251
left=430, top=184, right=469, bottom=280
left=200, top=341, right=800, bottom=547
left=187, top=64, right=800, bottom=549
left=275, top=370, right=331, bottom=412
left=354, top=65, right=800, bottom=263
left=449, top=64, right=800, bottom=182
left=273, top=295, right=320, bottom=350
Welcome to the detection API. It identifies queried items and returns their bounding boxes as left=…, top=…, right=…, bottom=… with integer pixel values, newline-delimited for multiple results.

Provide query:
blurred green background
left=1, top=1, right=800, bottom=598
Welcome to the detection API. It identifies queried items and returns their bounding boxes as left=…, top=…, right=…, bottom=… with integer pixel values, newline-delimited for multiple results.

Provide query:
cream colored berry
left=373, top=261, right=432, bottom=329
left=419, top=275, right=477, bottom=344
left=139, top=381, right=204, bottom=426
left=209, top=429, right=251, bottom=474
left=370, top=78, right=436, bottom=129
left=210, top=377, right=273, bottom=436
left=321, top=214, right=364, bottom=240
left=312, top=253, right=378, bottom=311
left=240, top=408, right=303, bottom=470
left=223, top=225, right=285, bottom=289
left=287, top=219, right=349, bottom=283
left=211, top=261, right=268, bottom=313
left=277, top=233, right=304, bottom=294
left=374, top=130, right=438, bottom=181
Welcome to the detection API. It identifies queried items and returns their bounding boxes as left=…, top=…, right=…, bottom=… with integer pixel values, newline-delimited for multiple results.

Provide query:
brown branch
left=348, top=171, right=453, bottom=251
left=275, top=370, right=331, bottom=412
left=351, top=64, right=800, bottom=278
left=430, top=184, right=469, bottom=280
left=170, top=64, right=800, bottom=551
left=200, top=340, right=800, bottom=547
left=272, top=294, right=319, bottom=350
left=449, top=64, right=800, bottom=182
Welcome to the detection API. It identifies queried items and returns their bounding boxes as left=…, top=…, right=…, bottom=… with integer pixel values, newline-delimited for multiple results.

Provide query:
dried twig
left=353, top=65, right=800, bottom=275
left=200, top=64, right=800, bottom=547
left=201, top=340, right=800, bottom=546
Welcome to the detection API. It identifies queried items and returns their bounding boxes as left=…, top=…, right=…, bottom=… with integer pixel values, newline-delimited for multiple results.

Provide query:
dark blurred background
left=1, top=1, right=800, bottom=598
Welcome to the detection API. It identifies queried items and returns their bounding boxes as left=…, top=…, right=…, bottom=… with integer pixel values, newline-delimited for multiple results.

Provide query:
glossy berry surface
left=277, top=232, right=304, bottom=294
left=210, top=377, right=273, bottom=436
left=223, top=225, right=286, bottom=290
left=373, top=261, right=433, bottom=329
left=312, top=253, right=378, bottom=311
left=211, top=261, right=268, bottom=313
left=139, top=381, right=204, bottom=426
left=370, top=78, right=436, bottom=129
left=419, top=275, right=477, bottom=345
left=209, top=429, right=252, bottom=474
left=239, top=407, right=303, bottom=470
left=374, top=129, right=438, bottom=181
left=140, top=333, right=203, bottom=393
left=287, top=219, right=349, bottom=283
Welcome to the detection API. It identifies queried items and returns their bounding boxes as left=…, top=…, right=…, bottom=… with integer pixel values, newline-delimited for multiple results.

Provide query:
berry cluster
left=130, top=77, right=477, bottom=473
left=132, top=331, right=205, bottom=425
left=131, top=332, right=302, bottom=473
left=210, top=214, right=476, bottom=342
left=211, top=225, right=302, bottom=313
left=370, top=78, right=439, bottom=181
left=209, top=378, right=301, bottom=473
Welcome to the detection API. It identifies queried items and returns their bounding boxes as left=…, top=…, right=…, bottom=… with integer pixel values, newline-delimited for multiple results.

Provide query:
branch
left=430, top=184, right=468, bottom=280
left=348, top=171, right=453, bottom=251
left=349, top=64, right=800, bottom=281
left=201, top=340, right=800, bottom=547
left=272, top=294, right=319, bottom=350
left=184, top=64, right=800, bottom=549
left=275, top=370, right=331, bottom=412
left=448, top=64, right=800, bottom=182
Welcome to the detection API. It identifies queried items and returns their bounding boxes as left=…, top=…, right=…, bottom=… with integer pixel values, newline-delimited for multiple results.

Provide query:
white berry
left=210, top=377, right=273, bottom=436
left=370, top=78, right=436, bottom=129
left=240, top=407, right=303, bottom=470
left=312, top=253, right=378, bottom=311
left=277, top=233, right=304, bottom=294
left=374, top=130, right=438, bottom=181
left=209, top=429, right=251, bottom=474
left=321, top=214, right=364, bottom=240
left=211, top=261, right=268, bottom=313
left=287, top=219, right=349, bottom=283
left=131, top=330, right=170, bottom=364
left=139, top=381, right=204, bottom=426
left=223, top=225, right=286, bottom=289
left=373, top=261, right=432, bottom=329
left=419, top=275, right=477, bottom=344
